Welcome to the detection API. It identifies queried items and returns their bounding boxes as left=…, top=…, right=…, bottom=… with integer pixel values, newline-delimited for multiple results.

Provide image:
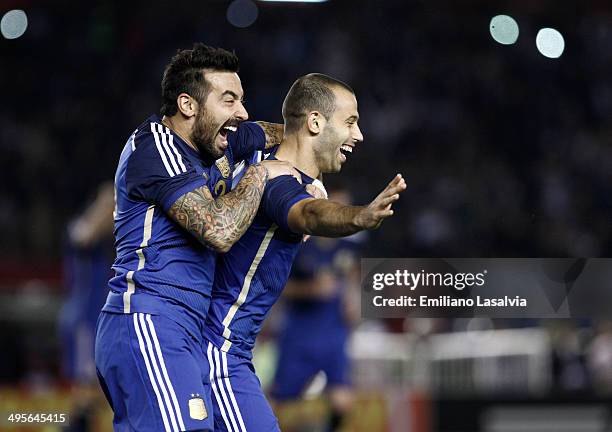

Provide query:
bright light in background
left=489, top=15, right=519, bottom=45
left=536, top=28, right=565, bottom=59
left=227, top=0, right=259, bottom=28
left=259, top=0, right=328, bottom=3
left=1, top=9, right=28, bottom=40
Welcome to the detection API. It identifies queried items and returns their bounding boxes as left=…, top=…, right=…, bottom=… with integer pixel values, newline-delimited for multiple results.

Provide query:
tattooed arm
left=288, top=174, right=406, bottom=237
left=168, top=161, right=299, bottom=253
left=256, top=121, right=284, bottom=149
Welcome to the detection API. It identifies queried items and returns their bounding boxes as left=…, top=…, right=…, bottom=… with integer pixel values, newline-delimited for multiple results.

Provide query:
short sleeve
left=262, top=176, right=312, bottom=234
left=228, top=122, right=266, bottom=162
left=126, top=131, right=207, bottom=211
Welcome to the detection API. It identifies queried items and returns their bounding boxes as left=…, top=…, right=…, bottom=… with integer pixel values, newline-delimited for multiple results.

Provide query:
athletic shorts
left=205, top=341, right=280, bottom=432
left=270, top=332, right=350, bottom=400
left=95, top=311, right=214, bottom=431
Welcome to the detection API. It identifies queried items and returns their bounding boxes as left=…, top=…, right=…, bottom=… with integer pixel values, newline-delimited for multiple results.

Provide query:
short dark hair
left=160, top=43, right=240, bottom=116
left=282, top=73, right=354, bottom=133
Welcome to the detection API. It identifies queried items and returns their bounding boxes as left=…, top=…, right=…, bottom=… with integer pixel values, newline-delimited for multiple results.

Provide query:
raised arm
left=255, top=121, right=284, bottom=149
left=287, top=174, right=406, bottom=237
left=168, top=161, right=299, bottom=253
left=70, top=181, right=115, bottom=248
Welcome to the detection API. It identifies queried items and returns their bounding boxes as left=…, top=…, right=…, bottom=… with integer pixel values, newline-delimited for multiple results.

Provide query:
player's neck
left=161, top=115, right=198, bottom=153
left=275, top=135, right=320, bottom=179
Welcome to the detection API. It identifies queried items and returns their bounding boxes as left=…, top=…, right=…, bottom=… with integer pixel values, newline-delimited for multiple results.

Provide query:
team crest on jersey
left=215, top=155, right=231, bottom=178
left=188, top=395, right=208, bottom=420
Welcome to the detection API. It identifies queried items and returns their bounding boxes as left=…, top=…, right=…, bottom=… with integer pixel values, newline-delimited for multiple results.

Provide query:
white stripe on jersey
left=151, top=123, right=177, bottom=176
left=220, top=225, right=277, bottom=352
left=123, top=205, right=155, bottom=313
left=207, top=343, right=234, bottom=432
left=123, top=271, right=136, bottom=314
left=130, top=129, right=138, bottom=151
left=164, top=126, right=187, bottom=173
left=133, top=313, right=173, bottom=432
left=232, top=161, right=245, bottom=180
left=156, top=124, right=182, bottom=175
left=232, top=151, right=266, bottom=188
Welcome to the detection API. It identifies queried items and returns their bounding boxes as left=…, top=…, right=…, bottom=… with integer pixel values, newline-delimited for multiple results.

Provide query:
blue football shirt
left=102, top=115, right=265, bottom=339
left=205, top=150, right=315, bottom=358
left=281, top=235, right=363, bottom=341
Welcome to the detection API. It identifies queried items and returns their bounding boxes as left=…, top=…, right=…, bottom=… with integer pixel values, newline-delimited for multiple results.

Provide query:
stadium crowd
left=2, top=1, right=612, bottom=260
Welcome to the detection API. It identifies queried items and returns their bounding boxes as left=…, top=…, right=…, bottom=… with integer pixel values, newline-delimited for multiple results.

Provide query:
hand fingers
left=376, top=182, right=404, bottom=205
left=277, top=162, right=301, bottom=183
left=369, top=174, right=405, bottom=215
left=372, top=196, right=399, bottom=213
left=370, top=209, right=395, bottom=229
left=389, top=176, right=406, bottom=192
left=380, top=174, right=406, bottom=195
left=387, top=174, right=403, bottom=189
left=375, top=209, right=395, bottom=220
left=381, top=183, right=405, bottom=199
left=376, top=194, right=400, bottom=208
left=305, top=184, right=326, bottom=199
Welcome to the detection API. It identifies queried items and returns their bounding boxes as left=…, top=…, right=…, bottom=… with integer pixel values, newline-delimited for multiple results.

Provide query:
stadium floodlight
left=1, top=9, right=28, bottom=40
left=489, top=15, right=519, bottom=45
left=536, top=28, right=565, bottom=59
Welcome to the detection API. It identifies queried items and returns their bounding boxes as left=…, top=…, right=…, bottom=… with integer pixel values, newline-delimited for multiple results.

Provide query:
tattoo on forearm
left=169, top=164, right=268, bottom=251
left=256, top=122, right=284, bottom=149
left=301, top=200, right=363, bottom=237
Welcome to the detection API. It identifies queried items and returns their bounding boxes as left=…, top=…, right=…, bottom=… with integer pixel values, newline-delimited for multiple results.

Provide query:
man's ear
left=307, top=111, right=325, bottom=135
left=176, top=93, right=197, bottom=118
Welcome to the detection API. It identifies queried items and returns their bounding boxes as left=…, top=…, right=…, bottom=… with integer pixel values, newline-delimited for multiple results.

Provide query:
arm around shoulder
left=167, top=164, right=268, bottom=253
left=167, top=160, right=301, bottom=252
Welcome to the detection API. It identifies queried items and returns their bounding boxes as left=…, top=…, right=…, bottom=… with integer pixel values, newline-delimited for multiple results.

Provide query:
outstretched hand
left=354, top=174, right=406, bottom=230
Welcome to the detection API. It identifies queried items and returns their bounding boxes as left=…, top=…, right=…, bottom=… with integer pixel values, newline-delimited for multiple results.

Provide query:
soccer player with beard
left=94, top=44, right=298, bottom=432
left=203, top=73, right=406, bottom=432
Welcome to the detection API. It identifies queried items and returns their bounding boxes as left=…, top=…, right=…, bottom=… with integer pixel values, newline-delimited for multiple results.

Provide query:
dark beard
left=191, top=108, right=223, bottom=160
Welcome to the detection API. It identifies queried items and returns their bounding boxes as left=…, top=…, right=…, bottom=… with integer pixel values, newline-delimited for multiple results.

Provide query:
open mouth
left=218, top=123, right=238, bottom=139
left=340, top=144, right=353, bottom=158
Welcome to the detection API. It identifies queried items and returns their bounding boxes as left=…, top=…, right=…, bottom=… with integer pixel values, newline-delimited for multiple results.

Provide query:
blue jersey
left=102, top=115, right=265, bottom=339
left=204, top=151, right=313, bottom=359
left=271, top=234, right=364, bottom=400
left=282, top=236, right=363, bottom=340
left=60, top=233, right=113, bottom=381
left=63, top=235, right=114, bottom=326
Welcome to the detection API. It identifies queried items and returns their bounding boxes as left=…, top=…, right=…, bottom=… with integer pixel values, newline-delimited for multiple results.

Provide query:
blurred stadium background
left=1, top=0, right=612, bottom=431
